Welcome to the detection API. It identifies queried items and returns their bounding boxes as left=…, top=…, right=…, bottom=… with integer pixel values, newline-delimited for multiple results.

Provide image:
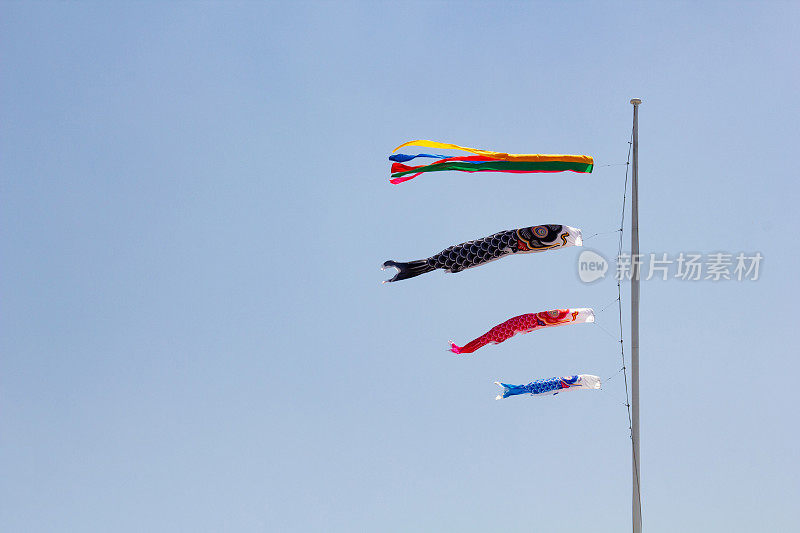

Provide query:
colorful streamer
left=388, top=153, right=448, bottom=162
left=495, top=375, right=601, bottom=399
left=382, top=225, right=581, bottom=283
left=450, top=308, right=595, bottom=354
left=389, top=140, right=593, bottom=184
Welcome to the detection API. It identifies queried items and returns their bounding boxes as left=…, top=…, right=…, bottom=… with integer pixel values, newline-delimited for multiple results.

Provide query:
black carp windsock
left=382, top=224, right=582, bottom=283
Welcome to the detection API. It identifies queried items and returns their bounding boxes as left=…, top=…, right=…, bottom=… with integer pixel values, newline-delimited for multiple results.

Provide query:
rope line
left=583, top=228, right=623, bottom=241
left=596, top=296, right=621, bottom=315
left=593, top=320, right=620, bottom=341
left=603, top=366, right=625, bottom=386
left=617, top=126, right=642, bottom=522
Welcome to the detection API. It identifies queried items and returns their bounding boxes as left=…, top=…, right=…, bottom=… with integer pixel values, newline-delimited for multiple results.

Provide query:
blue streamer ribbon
left=388, top=153, right=448, bottom=162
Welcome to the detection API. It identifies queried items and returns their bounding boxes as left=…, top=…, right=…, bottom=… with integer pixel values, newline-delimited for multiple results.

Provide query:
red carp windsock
left=450, top=308, right=595, bottom=354
left=382, top=224, right=581, bottom=283
left=389, top=139, right=593, bottom=184
left=495, top=374, right=601, bottom=400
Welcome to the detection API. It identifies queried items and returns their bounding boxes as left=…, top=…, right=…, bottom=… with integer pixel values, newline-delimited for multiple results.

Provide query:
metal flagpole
left=629, top=97, right=642, bottom=533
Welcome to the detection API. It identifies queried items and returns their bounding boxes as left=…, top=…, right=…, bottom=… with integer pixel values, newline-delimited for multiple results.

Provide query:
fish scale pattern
left=451, top=313, right=546, bottom=354
left=523, top=377, right=563, bottom=394
left=497, top=376, right=579, bottom=398
left=382, top=225, right=575, bottom=283
left=426, top=230, right=517, bottom=273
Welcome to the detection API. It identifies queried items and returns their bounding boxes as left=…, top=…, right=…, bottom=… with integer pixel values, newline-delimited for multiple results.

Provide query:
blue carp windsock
left=382, top=224, right=582, bottom=283
left=495, top=375, right=601, bottom=400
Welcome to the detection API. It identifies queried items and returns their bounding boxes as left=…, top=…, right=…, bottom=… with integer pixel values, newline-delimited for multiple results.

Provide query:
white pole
left=629, top=97, right=642, bottom=533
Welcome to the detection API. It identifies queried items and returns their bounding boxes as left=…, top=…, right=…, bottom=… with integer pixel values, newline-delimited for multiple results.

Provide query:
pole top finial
left=630, top=98, right=642, bottom=105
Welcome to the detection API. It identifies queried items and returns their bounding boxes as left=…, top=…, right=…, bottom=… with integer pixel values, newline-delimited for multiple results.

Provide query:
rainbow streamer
left=389, top=140, right=593, bottom=184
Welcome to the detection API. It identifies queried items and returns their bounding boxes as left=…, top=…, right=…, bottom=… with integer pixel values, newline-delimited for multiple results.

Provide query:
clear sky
left=2, top=2, right=798, bottom=532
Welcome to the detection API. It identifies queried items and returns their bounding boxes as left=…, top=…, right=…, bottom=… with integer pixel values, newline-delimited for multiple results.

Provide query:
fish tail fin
left=381, top=260, right=434, bottom=283
left=494, top=381, right=510, bottom=400
left=450, top=339, right=481, bottom=354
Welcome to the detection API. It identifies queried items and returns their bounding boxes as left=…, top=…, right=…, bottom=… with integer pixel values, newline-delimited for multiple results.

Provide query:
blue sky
left=2, top=2, right=798, bottom=531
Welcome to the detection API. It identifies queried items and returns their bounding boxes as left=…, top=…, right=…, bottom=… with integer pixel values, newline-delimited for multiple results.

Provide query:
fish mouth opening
left=381, top=261, right=399, bottom=283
